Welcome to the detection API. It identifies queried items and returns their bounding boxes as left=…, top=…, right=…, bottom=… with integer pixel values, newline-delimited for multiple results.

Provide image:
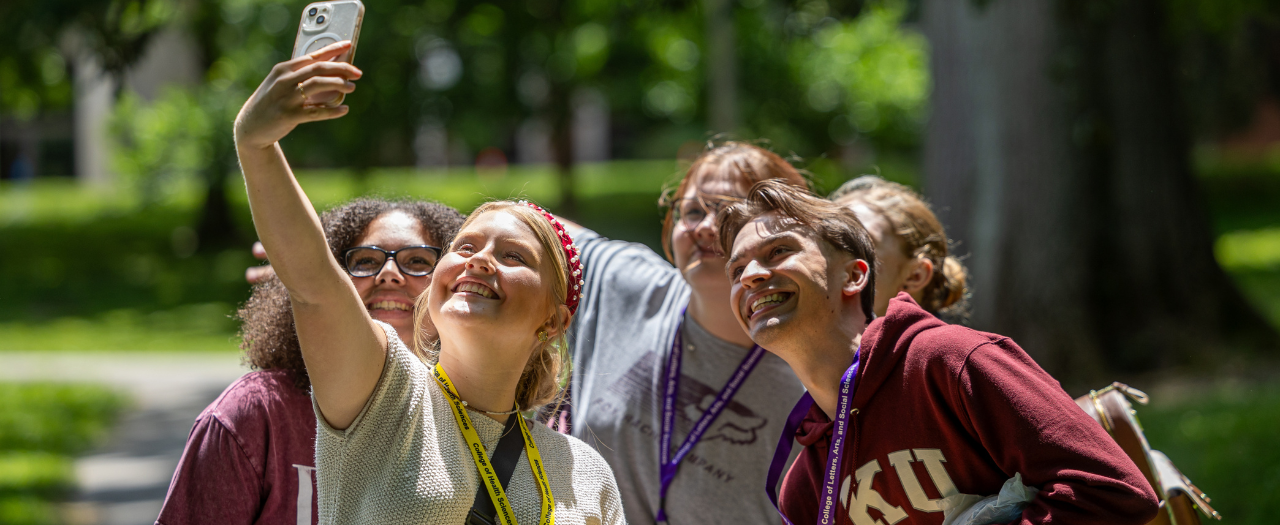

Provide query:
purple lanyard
left=765, top=350, right=860, bottom=525
left=656, top=311, right=766, bottom=523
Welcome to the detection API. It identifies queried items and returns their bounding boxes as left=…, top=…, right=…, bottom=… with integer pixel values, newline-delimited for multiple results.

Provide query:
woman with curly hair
left=156, top=197, right=464, bottom=525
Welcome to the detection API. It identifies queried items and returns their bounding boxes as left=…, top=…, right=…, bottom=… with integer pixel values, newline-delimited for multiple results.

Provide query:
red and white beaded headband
left=519, top=201, right=584, bottom=315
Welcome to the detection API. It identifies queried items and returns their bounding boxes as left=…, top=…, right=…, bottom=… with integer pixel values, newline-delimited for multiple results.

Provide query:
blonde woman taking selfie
left=234, top=40, right=623, bottom=524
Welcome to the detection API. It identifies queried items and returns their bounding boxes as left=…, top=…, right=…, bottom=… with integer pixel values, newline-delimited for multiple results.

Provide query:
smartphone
left=293, top=0, right=364, bottom=103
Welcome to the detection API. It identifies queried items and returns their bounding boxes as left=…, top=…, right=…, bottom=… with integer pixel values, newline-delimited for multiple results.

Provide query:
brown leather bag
left=1074, top=382, right=1221, bottom=525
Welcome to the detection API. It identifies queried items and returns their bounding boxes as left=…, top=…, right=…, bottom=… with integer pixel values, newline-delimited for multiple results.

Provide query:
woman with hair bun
left=230, top=41, right=622, bottom=524
left=830, top=175, right=970, bottom=323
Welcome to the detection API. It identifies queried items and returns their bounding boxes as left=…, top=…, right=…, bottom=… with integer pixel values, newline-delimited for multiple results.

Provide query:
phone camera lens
left=308, top=7, right=318, bottom=16
left=316, top=14, right=326, bottom=23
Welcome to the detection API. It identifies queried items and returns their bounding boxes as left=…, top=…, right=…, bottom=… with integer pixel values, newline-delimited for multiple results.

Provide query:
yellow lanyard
left=433, top=364, right=555, bottom=525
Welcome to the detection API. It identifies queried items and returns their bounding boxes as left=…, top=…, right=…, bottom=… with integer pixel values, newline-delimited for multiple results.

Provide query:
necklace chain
left=461, top=399, right=521, bottom=416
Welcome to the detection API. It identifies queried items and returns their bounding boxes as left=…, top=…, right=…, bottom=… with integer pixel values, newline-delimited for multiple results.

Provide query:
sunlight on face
left=847, top=203, right=911, bottom=317
left=428, top=210, right=556, bottom=340
left=670, top=175, right=744, bottom=293
left=726, top=212, right=851, bottom=349
left=351, top=211, right=434, bottom=341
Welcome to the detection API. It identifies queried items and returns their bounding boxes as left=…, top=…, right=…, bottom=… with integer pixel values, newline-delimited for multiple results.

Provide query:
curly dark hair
left=236, top=197, right=466, bottom=390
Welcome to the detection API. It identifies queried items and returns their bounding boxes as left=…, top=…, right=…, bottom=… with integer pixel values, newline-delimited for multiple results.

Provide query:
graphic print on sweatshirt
left=584, top=349, right=771, bottom=486
left=615, top=349, right=768, bottom=445
left=837, top=448, right=963, bottom=525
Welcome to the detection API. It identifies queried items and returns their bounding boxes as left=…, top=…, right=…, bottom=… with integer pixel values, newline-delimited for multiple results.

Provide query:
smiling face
left=849, top=203, right=909, bottom=317
left=428, top=209, right=558, bottom=344
left=844, top=200, right=936, bottom=317
left=726, top=211, right=865, bottom=350
left=351, top=211, right=436, bottom=341
left=670, top=174, right=744, bottom=298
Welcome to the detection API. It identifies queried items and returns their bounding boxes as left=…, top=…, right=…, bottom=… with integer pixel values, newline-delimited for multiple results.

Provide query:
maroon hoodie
left=777, top=294, right=1158, bottom=525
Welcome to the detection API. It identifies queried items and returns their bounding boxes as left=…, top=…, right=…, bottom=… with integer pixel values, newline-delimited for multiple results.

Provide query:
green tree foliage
left=0, top=383, right=127, bottom=454
left=787, top=0, right=928, bottom=151
left=101, top=0, right=932, bottom=177
left=110, top=89, right=215, bottom=204
left=44, top=0, right=933, bottom=221
left=1162, top=0, right=1280, bottom=139
left=0, top=0, right=176, bottom=118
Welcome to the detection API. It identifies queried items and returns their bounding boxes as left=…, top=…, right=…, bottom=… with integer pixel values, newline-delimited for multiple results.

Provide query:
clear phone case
left=292, top=0, right=364, bottom=63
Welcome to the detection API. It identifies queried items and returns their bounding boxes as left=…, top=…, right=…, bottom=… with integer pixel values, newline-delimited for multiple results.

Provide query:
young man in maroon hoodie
left=717, top=180, right=1159, bottom=525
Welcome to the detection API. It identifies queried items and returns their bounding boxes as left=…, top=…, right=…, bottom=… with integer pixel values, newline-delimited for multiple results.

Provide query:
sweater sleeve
left=155, top=414, right=263, bottom=525
left=597, top=461, right=627, bottom=525
left=956, top=342, right=1159, bottom=525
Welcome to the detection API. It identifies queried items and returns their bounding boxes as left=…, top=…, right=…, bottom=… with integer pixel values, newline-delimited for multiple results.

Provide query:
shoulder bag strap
left=467, top=415, right=527, bottom=525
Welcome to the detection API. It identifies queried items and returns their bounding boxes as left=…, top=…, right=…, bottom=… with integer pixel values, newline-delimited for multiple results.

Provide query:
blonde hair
left=412, top=201, right=571, bottom=411
left=831, top=176, right=970, bottom=321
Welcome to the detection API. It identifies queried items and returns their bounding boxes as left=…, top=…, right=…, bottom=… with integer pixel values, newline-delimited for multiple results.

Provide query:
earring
left=537, top=330, right=549, bottom=342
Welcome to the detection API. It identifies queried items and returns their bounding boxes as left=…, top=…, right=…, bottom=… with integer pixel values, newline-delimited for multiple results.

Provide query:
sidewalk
left=0, top=352, right=248, bottom=525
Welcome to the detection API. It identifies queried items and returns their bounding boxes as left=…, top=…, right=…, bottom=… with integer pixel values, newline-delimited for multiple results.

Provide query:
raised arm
left=234, top=41, right=384, bottom=429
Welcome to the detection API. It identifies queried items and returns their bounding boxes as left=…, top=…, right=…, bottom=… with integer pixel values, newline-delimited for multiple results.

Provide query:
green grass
left=0, top=383, right=128, bottom=525
left=1146, top=150, right=1280, bottom=521
left=1199, top=158, right=1280, bottom=329
left=1215, top=228, right=1280, bottom=328
left=0, top=303, right=241, bottom=352
left=1217, top=228, right=1280, bottom=270
left=1138, top=382, right=1280, bottom=524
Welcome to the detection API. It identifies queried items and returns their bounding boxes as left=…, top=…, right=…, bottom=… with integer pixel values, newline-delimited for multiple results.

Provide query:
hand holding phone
left=234, top=41, right=360, bottom=150
left=293, top=0, right=364, bottom=105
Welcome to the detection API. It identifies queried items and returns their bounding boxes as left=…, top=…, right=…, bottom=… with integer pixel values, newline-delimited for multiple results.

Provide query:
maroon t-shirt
left=778, top=294, right=1158, bottom=525
left=156, top=369, right=319, bottom=525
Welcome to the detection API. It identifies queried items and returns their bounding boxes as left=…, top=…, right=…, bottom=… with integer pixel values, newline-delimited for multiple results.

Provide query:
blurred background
left=1, top=0, right=1278, bottom=523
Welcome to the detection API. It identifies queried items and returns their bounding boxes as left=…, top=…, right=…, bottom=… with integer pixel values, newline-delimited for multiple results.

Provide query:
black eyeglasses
left=342, top=245, right=442, bottom=277
left=671, top=195, right=742, bottom=228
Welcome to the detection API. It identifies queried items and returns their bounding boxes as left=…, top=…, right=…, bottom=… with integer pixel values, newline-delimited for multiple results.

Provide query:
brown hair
left=413, top=201, right=572, bottom=412
left=238, top=197, right=466, bottom=390
left=659, top=141, right=809, bottom=262
left=830, top=176, right=969, bottom=320
left=717, top=179, right=878, bottom=322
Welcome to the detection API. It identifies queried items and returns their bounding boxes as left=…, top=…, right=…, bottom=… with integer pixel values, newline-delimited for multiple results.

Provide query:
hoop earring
left=537, top=330, right=549, bottom=343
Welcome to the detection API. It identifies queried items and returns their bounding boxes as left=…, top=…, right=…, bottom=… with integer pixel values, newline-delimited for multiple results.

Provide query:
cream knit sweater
left=314, top=321, right=625, bottom=524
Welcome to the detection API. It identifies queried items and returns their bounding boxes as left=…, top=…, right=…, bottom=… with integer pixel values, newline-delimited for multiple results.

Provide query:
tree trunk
left=551, top=81, right=577, bottom=216
left=921, top=0, right=1278, bottom=386
left=195, top=135, right=241, bottom=251
left=923, top=0, right=1105, bottom=383
left=1095, top=0, right=1278, bottom=369
left=704, top=0, right=738, bottom=134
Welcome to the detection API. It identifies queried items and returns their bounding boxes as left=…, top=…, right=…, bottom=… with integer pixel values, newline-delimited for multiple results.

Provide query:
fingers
left=299, top=76, right=356, bottom=93
left=288, top=60, right=362, bottom=82
left=286, top=40, right=354, bottom=71
left=282, top=62, right=362, bottom=106
left=295, top=104, right=350, bottom=123
left=296, top=76, right=357, bottom=106
left=246, top=242, right=272, bottom=284
left=241, top=42, right=360, bottom=148
left=246, top=264, right=277, bottom=284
